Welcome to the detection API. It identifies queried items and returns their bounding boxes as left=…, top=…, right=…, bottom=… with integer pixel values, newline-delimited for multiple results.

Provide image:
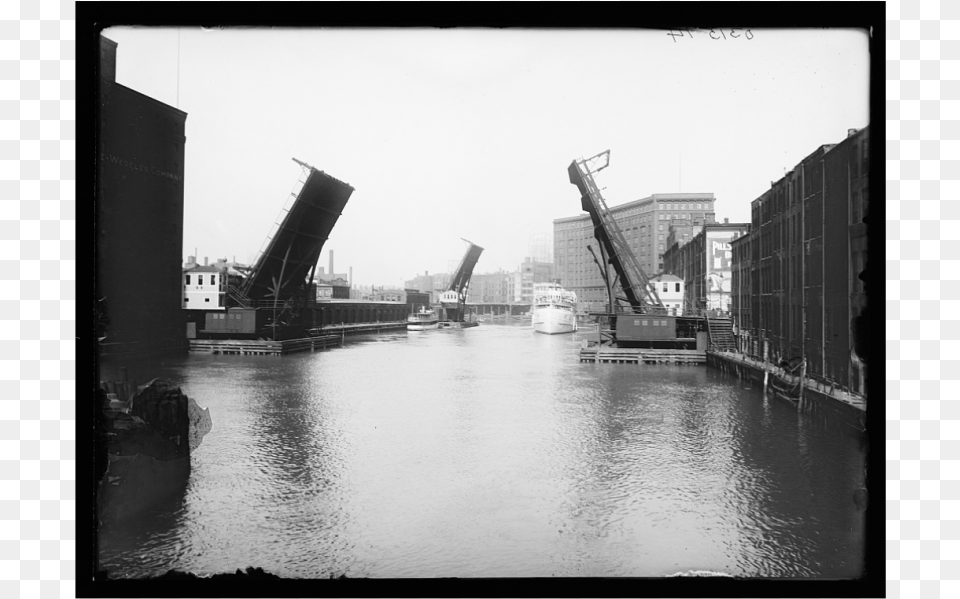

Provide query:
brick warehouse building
left=662, top=221, right=751, bottom=315
left=554, top=193, right=716, bottom=313
left=97, top=36, right=188, bottom=358
left=730, top=126, right=869, bottom=397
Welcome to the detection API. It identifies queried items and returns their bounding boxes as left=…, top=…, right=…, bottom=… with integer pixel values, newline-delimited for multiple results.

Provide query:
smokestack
left=329, top=250, right=334, bottom=276
left=349, top=267, right=353, bottom=288
left=204, top=256, right=208, bottom=266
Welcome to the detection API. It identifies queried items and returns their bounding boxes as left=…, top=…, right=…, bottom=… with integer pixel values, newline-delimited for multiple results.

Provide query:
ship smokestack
left=329, top=250, right=334, bottom=276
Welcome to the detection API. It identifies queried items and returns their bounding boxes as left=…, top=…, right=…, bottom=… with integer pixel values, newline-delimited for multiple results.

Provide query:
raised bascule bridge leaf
left=241, top=159, right=355, bottom=306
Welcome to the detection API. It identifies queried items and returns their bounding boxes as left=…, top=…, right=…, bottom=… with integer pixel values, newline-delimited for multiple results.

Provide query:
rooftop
left=649, top=273, right=683, bottom=282
left=183, top=265, right=222, bottom=273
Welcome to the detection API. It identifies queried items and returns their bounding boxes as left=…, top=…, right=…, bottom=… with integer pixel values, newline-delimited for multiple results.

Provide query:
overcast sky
left=102, top=27, right=869, bottom=287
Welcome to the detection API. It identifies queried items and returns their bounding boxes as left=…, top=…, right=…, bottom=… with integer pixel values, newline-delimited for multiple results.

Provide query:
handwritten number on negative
left=671, top=28, right=754, bottom=42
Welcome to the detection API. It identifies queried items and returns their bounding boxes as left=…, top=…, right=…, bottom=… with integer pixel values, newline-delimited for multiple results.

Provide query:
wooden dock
left=579, top=347, right=706, bottom=364
left=706, top=350, right=866, bottom=412
left=318, top=321, right=408, bottom=336
left=189, top=335, right=343, bottom=356
left=188, top=321, right=410, bottom=356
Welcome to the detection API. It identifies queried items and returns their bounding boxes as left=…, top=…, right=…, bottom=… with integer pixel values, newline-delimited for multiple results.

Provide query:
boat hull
left=532, top=307, right=577, bottom=335
left=407, top=321, right=439, bottom=331
left=438, top=320, right=479, bottom=329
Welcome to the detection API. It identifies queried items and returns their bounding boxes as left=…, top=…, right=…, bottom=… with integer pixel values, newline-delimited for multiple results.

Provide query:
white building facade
left=183, top=265, right=225, bottom=309
left=648, top=273, right=685, bottom=316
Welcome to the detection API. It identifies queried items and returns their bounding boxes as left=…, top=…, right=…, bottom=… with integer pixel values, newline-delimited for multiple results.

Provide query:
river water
left=98, top=321, right=866, bottom=579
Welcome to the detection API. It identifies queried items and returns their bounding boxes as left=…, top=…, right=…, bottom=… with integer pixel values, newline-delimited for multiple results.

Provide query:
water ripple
left=99, top=324, right=865, bottom=579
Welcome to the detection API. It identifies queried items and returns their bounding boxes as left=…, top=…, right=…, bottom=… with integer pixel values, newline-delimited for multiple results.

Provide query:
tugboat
left=407, top=306, right=439, bottom=331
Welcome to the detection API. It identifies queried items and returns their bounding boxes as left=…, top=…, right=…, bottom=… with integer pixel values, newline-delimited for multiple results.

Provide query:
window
left=658, top=235, right=664, bottom=241
left=662, top=283, right=668, bottom=293
left=210, top=275, right=216, bottom=286
left=185, top=274, right=191, bottom=285
left=675, top=283, right=681, bottom=292
left=658, top=224, right=664, bottom=231
left=205, top=298, right=210, bottom=302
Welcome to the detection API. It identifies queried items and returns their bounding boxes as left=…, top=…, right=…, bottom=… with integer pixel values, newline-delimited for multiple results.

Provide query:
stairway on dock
left=706, top=317, right=736, bottom=352
left=226, top=285, right=252, bottom=308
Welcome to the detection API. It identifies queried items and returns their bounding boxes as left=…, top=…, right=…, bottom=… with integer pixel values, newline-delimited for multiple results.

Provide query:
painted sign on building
left=705, top=230, right=741, bottom=312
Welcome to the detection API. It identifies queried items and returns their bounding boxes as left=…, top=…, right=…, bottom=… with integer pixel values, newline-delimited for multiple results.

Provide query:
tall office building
left=527, top=233, right=553, bottom=264
left=553, top=193, right=716, bottom=313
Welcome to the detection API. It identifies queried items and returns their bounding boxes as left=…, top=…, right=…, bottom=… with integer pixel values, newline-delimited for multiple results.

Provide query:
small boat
left=531, top=282, right=578, bottom=335
left=407, top=306, right=439, bottom=331
left=768, top=359, right=806, bottom=403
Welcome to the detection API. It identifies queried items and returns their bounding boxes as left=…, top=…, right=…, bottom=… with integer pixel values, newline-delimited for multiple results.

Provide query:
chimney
left=724, top=218, right=729, bottom=224
left=100, top=36, right=118, bottom=83
left=329, top=250, right=334, bottom=276
left=847, top=128, right=858, bottom=138
left=187, top=256, right=196, bottom=266
left=204, top=256, right=208, bottom=266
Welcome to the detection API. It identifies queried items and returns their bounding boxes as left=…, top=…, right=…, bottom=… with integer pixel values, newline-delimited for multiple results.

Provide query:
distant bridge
left=465, top=303, right=532, bottom=317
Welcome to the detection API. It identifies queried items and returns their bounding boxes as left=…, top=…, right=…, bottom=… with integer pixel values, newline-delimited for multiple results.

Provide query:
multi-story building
left=98, top=36, right=188, bottom=358
left=732, top=126, right=869, bottom=397
left=662, top=221, right=751, bottom=315
left=404, top=271, right=455, bottom=303
left=647, top=273, right=685, bottom=315
left=404, top=272, right=435, bottom=295
left=317, top=277, right=350, bottom=300
left=730, top=231, right=753, bottom=351
left=407, top=259, right=551, bottom=305
left=554, top=193, right=716, bottom=313
left=528, top=233, right=554, bottom=263
left=183, top=264, right=226, bottom=309
left=519, top=257, right=554, bottom=303
left=665, top=216, right=707, bottom=252
left=466, top=270, right=522, bottom=304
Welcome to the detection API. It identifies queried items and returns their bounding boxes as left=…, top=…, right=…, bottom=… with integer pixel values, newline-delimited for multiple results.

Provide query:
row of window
left=634, top=319, right=670, bottom=327
left=185, top=274, right=218, bottom=286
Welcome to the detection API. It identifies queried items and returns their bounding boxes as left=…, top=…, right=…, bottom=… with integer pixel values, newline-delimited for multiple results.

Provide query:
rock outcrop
left=98, top=379, right=209, bottom=524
